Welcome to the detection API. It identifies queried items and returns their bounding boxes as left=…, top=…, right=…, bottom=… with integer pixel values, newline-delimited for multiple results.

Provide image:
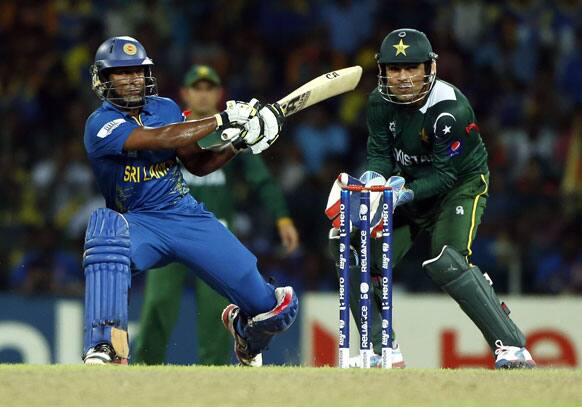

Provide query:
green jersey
left=367, top=79, right=488, bottom=201
left=181, top=130, right=289, bottom=227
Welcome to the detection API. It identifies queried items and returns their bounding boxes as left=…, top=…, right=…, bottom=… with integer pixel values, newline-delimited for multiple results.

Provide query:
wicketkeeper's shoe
left=221, top=304, right=263, bottom=367
left=83, top=343, right=128, bottom=365
left=349, top=343, right=406, bottom=368
left=494, top=340, right=536, bottom=369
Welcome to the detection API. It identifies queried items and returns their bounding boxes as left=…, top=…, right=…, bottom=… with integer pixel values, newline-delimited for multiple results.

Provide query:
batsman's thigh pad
left=83, top=208, right=131, bottom=358
left=242, top=286, right=299, bottom=355
left=423, top=246, right=525, bottom=349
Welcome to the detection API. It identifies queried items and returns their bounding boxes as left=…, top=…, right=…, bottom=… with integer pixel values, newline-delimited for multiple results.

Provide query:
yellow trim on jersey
left=467, top=173, right=489, bottom=257
left=132, top=115, right=144, bottom=126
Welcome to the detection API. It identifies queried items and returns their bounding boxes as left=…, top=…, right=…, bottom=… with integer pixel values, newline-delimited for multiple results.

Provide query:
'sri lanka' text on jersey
left=367, top=79, right=488, bottom=201
left=84, top=96, right=190, bottom=212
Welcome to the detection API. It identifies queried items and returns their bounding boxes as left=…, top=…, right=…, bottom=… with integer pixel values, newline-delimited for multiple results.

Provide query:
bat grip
left=232, top=137, right=247, bottom=151
left=273, top=102, right=284, bottom=115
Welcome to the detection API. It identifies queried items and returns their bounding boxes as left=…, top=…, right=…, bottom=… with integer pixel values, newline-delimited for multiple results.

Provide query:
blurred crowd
left=0, top=0, right=580, bottom=297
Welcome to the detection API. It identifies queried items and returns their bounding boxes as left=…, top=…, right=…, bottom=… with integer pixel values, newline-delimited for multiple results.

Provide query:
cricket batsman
left=82, top=36, right=298, bottom=366
left=326, top=28, right=535, bottom=369
left=134, top=65, right=299, bottom=365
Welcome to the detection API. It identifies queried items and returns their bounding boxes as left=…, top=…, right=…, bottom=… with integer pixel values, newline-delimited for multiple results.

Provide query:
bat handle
left=272, top=102, right=285, bottom=118
left=220, top=127, right=242, bottom=142
left=232, top=137, right=247, bottom=151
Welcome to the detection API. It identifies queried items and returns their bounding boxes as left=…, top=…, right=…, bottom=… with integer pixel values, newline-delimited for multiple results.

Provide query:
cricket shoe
left=83, top=343, right=128, bottom=365
left=494, top=340, right=536, bottom=369
left=221, top=304, right=263, bottom=367
left=349, top=343, right=406, bottom=368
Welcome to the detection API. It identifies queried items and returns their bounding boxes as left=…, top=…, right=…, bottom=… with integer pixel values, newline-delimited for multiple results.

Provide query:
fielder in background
left=82, top=36, right=298, bottom=366
left=326, top=28, right=535, bottom=369
left=134, top=65, right=300, bottom=365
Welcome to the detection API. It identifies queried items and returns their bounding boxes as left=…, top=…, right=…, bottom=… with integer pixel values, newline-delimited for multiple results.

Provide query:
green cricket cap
left=377, top=28, right=438, bottom=64
left=183, top=65, right=221, bottom=87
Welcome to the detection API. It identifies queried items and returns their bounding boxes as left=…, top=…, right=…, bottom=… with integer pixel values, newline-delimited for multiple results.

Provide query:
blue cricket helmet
left=90, top=36, right=157, bottom=109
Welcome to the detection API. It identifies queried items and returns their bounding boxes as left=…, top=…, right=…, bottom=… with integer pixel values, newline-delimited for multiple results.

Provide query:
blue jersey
left=84, top=96, right=191, bottom=212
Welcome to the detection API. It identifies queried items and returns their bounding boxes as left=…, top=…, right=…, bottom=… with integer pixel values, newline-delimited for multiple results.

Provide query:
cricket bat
left=216, top=66, right=363, bottom=146
left=275, top=65, right=363, bottom=117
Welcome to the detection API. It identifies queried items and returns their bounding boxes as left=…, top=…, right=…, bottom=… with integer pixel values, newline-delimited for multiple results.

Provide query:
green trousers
left=133, top=263, right=230, bottom=365
left=390, top=172, right=489, bottom=263
left=355, top=174, right=489, bottom=277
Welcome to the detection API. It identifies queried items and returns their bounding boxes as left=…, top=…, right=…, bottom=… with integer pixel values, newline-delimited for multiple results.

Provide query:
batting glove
left=215, top=98, right=260, bottom=128
left=223, top=103, right=284, bottom=154
left=244, top=104, right=283, bottom=154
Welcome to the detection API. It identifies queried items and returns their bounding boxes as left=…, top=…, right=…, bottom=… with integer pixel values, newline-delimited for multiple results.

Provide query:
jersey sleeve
left=243, top=153, right=290, bottom=220
left=165, top=97, right=186, bottom=123
left=84, top=111, right=139, bottom=158
left=366, top=91, right=395, bottom=178
left=407, top=102, right=473, bottom=200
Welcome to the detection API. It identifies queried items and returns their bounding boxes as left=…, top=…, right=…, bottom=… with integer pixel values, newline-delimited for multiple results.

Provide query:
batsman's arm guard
left=240, top=286, right=299, bottom=356
left=422, top=245, right=525, bottom=351
left=83, top=208, right=132, bottom=360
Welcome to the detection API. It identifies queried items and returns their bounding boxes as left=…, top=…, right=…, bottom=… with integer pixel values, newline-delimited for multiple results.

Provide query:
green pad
left=423, top=246, right=525, bottom=350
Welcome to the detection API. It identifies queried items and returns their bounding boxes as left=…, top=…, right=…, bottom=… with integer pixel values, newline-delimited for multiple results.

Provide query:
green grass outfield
left=1, top=365, right=581, bottom=407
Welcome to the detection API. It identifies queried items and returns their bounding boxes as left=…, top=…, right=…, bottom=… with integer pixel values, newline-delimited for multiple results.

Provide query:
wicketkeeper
left=326, top=28, right=535, bottom=369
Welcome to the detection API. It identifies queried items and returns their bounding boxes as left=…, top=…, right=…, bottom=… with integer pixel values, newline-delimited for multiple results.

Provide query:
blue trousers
left=126, top=196, right=276, bottom=315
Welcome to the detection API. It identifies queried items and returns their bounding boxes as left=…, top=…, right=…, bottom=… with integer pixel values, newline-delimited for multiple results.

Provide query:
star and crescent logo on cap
left=393, top=39, right=410, bottom=56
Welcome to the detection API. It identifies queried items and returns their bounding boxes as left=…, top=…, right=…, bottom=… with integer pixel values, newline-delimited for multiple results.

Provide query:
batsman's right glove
left=222, top=103, right=285, bottom=154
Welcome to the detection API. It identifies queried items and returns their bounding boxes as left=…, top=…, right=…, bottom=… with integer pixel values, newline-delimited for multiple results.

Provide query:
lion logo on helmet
left=122, top=43, right=137, bottom=56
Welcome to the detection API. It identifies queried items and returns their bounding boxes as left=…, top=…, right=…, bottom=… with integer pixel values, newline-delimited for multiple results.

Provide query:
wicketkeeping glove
left=368, top=175, right=414, bottom=237
left=386, top=176, right=414, bottom=207
left=325, top=171, right=414, bottom=237
left=325, top=172, right=368, bottom=231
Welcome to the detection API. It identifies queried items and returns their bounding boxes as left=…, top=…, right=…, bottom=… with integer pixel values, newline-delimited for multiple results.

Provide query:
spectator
left=9, top=224, right=83, bottom=296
